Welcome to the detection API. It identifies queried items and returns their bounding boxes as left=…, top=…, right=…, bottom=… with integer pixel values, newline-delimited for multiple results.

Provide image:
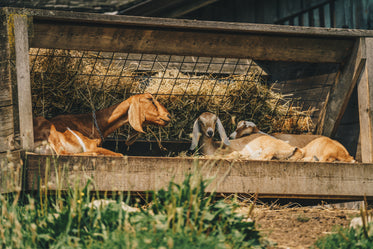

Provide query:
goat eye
left=149, top=98, right=157, bottom=108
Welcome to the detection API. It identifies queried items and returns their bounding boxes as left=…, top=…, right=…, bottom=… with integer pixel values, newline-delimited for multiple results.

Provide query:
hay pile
left=30, top=48, right=315, bottom=142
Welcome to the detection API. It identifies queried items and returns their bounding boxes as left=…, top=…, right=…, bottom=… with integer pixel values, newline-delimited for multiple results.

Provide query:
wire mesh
left=29, top=48, right=340, bottom=144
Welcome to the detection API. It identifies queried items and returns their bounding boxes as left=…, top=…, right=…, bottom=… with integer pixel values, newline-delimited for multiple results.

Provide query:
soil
left=238, top=203, right=361, bottom=249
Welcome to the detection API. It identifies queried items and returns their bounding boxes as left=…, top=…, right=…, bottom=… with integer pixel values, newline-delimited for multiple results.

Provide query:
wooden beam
left=357, top=38, right=373, bottom=163
left=22, top=8, right=373, bottom=38
left=0, top=9, right=16, bottom=153
left=31, top=21, right=354, bottom=63
left=13, top=15, right=33, bottom=150
left=317, top=38, right=366, bottom=136
left=0, top=106, right=16, bottom=152
left=25, top=154, right=373, bottom=200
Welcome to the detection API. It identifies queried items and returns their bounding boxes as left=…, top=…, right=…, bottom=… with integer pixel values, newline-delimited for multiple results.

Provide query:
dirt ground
left=238, top=203, right=361, bottom=249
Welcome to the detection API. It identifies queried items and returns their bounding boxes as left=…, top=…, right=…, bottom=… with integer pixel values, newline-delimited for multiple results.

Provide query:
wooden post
left=317, top=38, right=366, bottom=137
left=357, top=37, right=373, bottom=163
left=0, top=9, right=16, bottom=153
left=0, top=9, right=23, bottom=193
left=13, top=15, right=33, bottom=150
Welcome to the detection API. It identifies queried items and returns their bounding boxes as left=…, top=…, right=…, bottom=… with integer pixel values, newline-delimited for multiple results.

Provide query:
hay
left=30, top=48, right=315, bottom=142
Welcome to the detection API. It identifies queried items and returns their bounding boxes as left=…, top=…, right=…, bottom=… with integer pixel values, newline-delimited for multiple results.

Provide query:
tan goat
left=230, top=120, right=355, bottom=163
left=189, top=112, right=230, bottom=155
left=190, top=113, right=302, bottom=160
left=301, top=136, right=355, bottom=163
left=34, top=93, right=171, bottom=156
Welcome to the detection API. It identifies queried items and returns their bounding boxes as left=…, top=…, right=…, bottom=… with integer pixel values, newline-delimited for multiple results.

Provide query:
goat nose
left=207, top=130, right=214, bottom=137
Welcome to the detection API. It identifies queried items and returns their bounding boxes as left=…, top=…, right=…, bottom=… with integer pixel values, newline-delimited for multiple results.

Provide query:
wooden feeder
left=1, top=7, right=373, bottom=202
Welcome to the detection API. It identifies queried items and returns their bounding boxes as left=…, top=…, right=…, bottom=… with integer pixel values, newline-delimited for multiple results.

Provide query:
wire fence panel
left=30, top=48, right=340, bottom=145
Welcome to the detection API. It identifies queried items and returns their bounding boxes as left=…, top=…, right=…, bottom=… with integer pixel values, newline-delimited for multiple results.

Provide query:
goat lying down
left=231, top=120, right=355, bottom=163
left=33, top=93, right=171, bottom=156
left=190, top=112, right=303, bottom=160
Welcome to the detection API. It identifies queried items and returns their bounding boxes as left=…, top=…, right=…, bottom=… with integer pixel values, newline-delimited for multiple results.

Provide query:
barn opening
left=29, top=48, right=344, bottom=157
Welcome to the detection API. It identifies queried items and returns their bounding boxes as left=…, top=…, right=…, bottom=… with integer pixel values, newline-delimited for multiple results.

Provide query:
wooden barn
left=1, top=2, right=373, bottom=203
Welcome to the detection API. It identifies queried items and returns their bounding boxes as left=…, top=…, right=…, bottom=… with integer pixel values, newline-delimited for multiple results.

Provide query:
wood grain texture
left=358, top=38, right=373, bottom=163
left=16, top=7, right=373, bottom=37
left=0, top=11, right=15, bottom=153
left=317, top=38, right=366, bottom=136
left=31, top=22, right=354, bottom=63
left=0, top=106, right=16, bottom=152
left=14, top=15, right=33, bottom=150
left=25, top=154, right=373, bottom=200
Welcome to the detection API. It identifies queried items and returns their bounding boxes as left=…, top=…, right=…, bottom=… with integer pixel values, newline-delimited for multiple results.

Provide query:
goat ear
left=128, top=99, right=145, bottom=133
left=216, top=118, right=230, bottom=146
left=190, top=119, right=201, bottom=150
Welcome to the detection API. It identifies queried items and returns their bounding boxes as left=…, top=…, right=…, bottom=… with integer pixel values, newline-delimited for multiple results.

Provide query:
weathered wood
left=25, top=154, right=373, bottom=200
left=317, top=38, right=366, bottom=136
left=0, top=62, right=12, bottom=108
left=0, top=9, right=16, bottom=153
left=31, top=21, right=354, bottom=63
left=14, top=15, right=33, bottom=150
left=0, top=10, right=12, bottom=107
left=0, top=150, right=22, bottom=193
left=0, top=106, right=16, bottom=152
left=17, top=7, right=373, bottom=38
left=357, top=38, right=373, bottom=163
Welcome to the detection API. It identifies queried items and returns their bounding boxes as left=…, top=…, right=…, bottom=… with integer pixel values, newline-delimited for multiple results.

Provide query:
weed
left=0, top=161, right=267, bottom=248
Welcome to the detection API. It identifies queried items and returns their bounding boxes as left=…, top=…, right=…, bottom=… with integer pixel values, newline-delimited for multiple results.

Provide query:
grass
left=0, top=160, right=267, bottom=249
left=313, top=201, right=373, bottom=249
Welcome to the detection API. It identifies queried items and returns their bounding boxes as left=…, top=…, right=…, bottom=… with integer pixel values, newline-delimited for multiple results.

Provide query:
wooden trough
left=1, top=7, right=373, bottom=201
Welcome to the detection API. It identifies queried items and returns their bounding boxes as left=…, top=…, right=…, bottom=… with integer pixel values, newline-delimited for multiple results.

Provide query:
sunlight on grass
left=0, top=158, right=267, bottom=248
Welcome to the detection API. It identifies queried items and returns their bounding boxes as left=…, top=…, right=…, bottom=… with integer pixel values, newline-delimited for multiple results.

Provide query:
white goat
left=190, top=113, right=303, bottom=160
left=230, top=120, right=355, bottom=163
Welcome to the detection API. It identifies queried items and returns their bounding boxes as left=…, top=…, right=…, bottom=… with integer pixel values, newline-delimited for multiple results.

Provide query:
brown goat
left=230, top=120, right=355, bottom=163
left=33, top=93, right=171, bottom=156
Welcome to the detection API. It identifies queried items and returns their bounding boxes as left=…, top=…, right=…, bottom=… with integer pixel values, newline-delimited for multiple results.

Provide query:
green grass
left=0, top=166, right=267, bottom=248
left=313, top=204, right=373, bottom=249
left=313, top=225, right=373, bottom=249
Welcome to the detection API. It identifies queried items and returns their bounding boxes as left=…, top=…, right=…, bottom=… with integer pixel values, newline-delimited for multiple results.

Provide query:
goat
left=189, top=112, right=230, bottom=155
left=301, top=136, right=355, bottom=163
left=230, top=120, right=355, bottom=163
left=227, top=134, right=304, bottom=160
left=229, top=120, right=267, bottom=139
left=33, top=93, right=171, bottom=156
left=190, top=112, right=302, bottom=160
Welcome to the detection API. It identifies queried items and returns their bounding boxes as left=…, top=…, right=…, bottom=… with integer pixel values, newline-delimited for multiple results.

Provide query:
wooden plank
left=0, top=150, right=22, bottom=193
left=19, top=7, right=373, bottom=38
left=0, top=10, right=12, bottom=107
left=0, top=106, right=16, bottom=152
left=317, top=38, right=366, bottom=136
left=25, top=154, right=373, bottom=200
left=2, top=7, right=373, bottom=38
left=13, top=15, right=33, bottom=150
left=357, top=37, right=373, bottom=163
left=0, top=62, right=12, bottom=107
left=0, top=10, right=16, bottom=153
left=31, top=21, right=354, bottom=63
